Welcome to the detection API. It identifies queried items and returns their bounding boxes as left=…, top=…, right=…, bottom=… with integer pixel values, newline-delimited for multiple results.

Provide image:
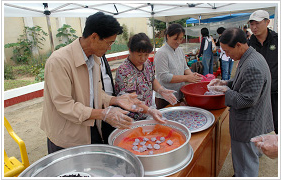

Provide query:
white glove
left=102, top=106, right=133, bottom=129
left=208, top=85, right=229, bottom=93
left=208, top=79, right=227, bottom=86
left=158, top=86, right=178, bottom=105
left=147, top=107, right=166, bottom=123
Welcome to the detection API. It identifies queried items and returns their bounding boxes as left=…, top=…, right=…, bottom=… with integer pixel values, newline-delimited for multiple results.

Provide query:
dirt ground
left=4, top=97, right=48, bottom=165
left=4, top=96, right=279, bottom=177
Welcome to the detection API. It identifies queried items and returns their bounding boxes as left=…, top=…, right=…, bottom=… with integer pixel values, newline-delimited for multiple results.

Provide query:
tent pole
left=198, top=15, right=201, bottom=43
left=43, top=3, right=55, bottom=52
left=273, top=5, right=278, bottom=32
left=152, top=14, right=156, bottom=54
left=186, top=23, right=187, bottom=43
left=151, top=4, right=156, bottom=54
left=46, top=15, right=55, bottom=52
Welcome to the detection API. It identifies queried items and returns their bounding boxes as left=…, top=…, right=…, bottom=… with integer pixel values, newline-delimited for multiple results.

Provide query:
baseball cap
left=249, top=10, right=270, bottom=22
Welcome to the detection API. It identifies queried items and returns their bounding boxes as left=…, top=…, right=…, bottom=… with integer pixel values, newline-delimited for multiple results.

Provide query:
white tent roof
left=4, top=2, right=278, bottom=22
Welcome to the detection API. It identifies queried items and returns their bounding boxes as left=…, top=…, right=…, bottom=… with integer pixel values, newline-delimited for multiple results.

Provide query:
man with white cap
left=248, top=10, right=278, bottom=134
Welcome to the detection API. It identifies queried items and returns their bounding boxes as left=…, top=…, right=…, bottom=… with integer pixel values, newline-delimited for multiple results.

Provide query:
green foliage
left=151, top=37, right=164, bottom=48
left=121, top=24, right=129, bottom=42
left=173, top=18, right=191, bottom=27
left=29, top=53, right=48, bottom=79
left=4, top=63, right=15, bottom=80
left=106, top=43, right=128, bottom=54
left=4, top=80, right=37, bottom=91
left=4, top=38, right=31, bottom=64
left=35, top=68, right=45, bottom=82
left=148, top=17, right=192, bottom=34
left=148, top=19, right=166, bottom=31
left=55, top=24, right=78, bottom=50
left=13, top=65, right=30, bottom=76
left=4, top=26, right=48, bottom=64
left=26, top=26, right=48, bottom=49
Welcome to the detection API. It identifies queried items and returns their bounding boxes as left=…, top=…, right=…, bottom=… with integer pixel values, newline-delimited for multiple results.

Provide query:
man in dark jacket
left=209, top=28, right=274, bottom=177
left=248, top=10, right=278, bottom=134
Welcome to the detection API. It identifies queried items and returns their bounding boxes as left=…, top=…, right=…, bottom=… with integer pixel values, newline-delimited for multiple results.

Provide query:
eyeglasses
left=103, top=38, right=115, bottom=47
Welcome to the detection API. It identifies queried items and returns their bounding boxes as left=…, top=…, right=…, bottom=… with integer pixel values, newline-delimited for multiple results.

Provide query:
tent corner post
left=45, top=15, right=54, bottom=52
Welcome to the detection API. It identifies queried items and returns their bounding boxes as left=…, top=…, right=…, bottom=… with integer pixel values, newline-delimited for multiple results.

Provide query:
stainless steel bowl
left=108, top=120, right=193, bottom=177
left=19, top=144, right=144, bottom=177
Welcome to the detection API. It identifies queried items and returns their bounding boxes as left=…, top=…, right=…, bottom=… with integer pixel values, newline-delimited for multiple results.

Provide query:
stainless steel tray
left=159, top=106, right=215, bottom=133
left=19, top=144, right=144, bottom=177
left=108, top=120, right=193, bottom=177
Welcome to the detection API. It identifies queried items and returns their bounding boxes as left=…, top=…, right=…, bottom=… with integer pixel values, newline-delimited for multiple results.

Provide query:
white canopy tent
left=4, top=1, right=279, bottom=51
left=4, top=2, right=278, bottom=20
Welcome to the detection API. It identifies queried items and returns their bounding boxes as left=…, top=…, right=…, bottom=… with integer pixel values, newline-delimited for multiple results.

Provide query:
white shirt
left=82, top=51, right=94, bottom=108
left=100, top=57, right=113, bottom=96
left=220, top=47, right=234, bottom=62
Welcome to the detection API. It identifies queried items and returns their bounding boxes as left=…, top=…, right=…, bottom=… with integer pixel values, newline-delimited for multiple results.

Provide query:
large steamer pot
left=19, top=144, right=144, bottom=177
left=181, top=81, right=226, bottom=110
left=108, top=120, right=193, bottom=177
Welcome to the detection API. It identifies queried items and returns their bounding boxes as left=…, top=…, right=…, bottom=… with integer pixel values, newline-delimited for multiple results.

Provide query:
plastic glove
left=208, top=85, right=229, bottom=93
left=158, top=86, right=178, bottom=105
left=251, top=134, right=278, bottom=159
left=102, top=106, right=133, bottom=129
left=115, top=92, right=143, bottom=113
left=147, top=107, right=166, bottom=123
left=208, top=79, right=227, bottom=86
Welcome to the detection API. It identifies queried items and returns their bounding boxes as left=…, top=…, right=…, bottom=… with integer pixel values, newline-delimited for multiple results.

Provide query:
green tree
left=148, top=17, right=192, bottom=32
left=4, top=26, right=48, bottom=64
left=55, top=24, right=78, bottom=50
left=121, top=24, right=129, bottom=42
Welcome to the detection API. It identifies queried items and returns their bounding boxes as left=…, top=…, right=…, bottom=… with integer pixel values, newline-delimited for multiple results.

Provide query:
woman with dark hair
left=197, top=27, right=215, bottom=75
left=154, top=23, right=202, bottom=109
left=115, top=33, right=177, bottom=121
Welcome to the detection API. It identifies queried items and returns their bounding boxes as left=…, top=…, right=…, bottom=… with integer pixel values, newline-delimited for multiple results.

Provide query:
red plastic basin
left=180, top=82, right=226, bottom=110
left=148, top=56, right=154, bottom=63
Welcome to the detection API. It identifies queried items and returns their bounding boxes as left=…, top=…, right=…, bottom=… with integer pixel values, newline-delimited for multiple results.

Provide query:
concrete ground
left=3, top=44, right=279, bottom=177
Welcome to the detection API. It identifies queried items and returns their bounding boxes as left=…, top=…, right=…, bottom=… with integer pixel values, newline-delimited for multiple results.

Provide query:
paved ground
left=3, top=44, right=279, bottom=177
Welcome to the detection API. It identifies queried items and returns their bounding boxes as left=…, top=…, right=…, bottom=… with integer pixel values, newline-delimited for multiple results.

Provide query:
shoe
left=232, top=174, right=235, bottom=177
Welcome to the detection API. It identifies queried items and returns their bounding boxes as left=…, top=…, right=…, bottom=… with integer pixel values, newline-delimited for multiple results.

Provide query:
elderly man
left=209, top=28, right=274, bottom=177
left=41, top=12, right=144, bottom=154
left=248, top=10, right=278, bottom=134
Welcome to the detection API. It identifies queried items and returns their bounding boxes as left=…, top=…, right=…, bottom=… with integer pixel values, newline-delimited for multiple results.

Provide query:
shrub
left=4, top=26, right=48, bottom=64
left=4, top=63, right=15, bottom=80
left=55, top=24, right=78, bottom=50
left=151, top=37, right=164, bottom=48
left=106, top=43, right=128, bottom=54
left=121, top=24, right=129, bottom=42
left=13, top=65, right=30, bottom=76
left=35, top=68, right=45, bottom=82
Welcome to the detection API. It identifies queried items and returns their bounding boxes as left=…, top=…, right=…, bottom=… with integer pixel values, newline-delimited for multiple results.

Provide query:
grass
left=4, top=79, right=38, bottom=91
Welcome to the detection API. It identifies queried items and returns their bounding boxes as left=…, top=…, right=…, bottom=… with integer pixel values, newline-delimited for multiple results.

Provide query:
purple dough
left=166, top=140, right=173, bottom=146
left=154, top=144, right=160, bottom=150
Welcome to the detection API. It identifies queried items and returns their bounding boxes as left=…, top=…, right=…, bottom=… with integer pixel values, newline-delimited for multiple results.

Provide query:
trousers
left=231, top=139, right=260, bottom=177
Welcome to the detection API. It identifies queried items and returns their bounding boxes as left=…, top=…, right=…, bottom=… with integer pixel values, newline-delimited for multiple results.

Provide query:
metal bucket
left=108, top=120, right=193, bottom=177
left=19, top=144, right=144, bottom=177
